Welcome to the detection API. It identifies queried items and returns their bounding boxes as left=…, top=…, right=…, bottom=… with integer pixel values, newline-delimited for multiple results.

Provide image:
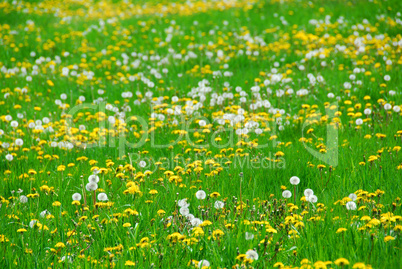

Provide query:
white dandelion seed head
left=97, top=192, right=108, bottom=201
left=355, top=118, right=363, bottom=125
left=178, top=198, right=190, bottom=208
left=245, top=249, right=259, bottom=260
left=86, top=182, right=98, bottom=192
left=139, top=160, right=147, bottom=168
left=346, top=201, right=357, bottom=210
left=384, top=103, right=392, bottom=110
left=5, top=154, right=13, bottom=161
left=186, top=214, right=195, bottom=221
left=290, top=176, right=300, bottom=185
left=20, top=195, right=28, bottom=203
left=195, top=190, right=206, bottom=200
left=245, top=232, right=254, bottom=240
left=88, top=175, right=99, bottom=183
left=29, top=220, right=37, bottom=228
left=364, top=108, right=371, bottom=115
left=61, top=255, right=73, bottom=263
left=179, top=207, right=190, bottom=216
left=348, top=193, right=357, bottom=201
left=308, top=195, right=318, bottom=203
left=214, top=200, right=224, bottom=209
left=72, top=193, right=82, bottom=201
left=15, top=139, right=23, bottom=146
left=191, top=218, right=203, bottom=227
left=198, top=260, right=210, bottom=268
left=40, top=210, right=49, bottom=218
left=10, top=121, right=18, bottom=128
left=304, top=189, right=314, bottom=197
left=198, top=120, right=207, bottom=127
left=282, top=190, right=292, bottom=199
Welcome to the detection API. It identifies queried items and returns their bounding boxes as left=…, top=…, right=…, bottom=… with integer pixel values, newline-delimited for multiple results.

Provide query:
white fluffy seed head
left=72, top=193, right=82, bottom=201
left=86, top=182, right=98, bottom=191
left=355, top=118, right=363, bottom=125
left=179, top=207, right=190, bottom=216
left=5, top=154, right=13, bottom=161
left=178, top=198, right=189, bottom=208
left=214, top=201, right=224, bottom=209
left=348, top=193, right=357, bottom=201
left=191, top=218, right=202, bottom=227
left=97, top=192, right=108, bottom=201
left=290, top=176, right=300, bottom=185
left=245, top=249, right=259, bottom=260
left=304, top=189, right=314, bottom=197
left=195, top=190, right=206, bottom=200
left=346, top=201, right=357, bottom=210
left=88, top=175, right=99, bottom=183
left=198, top=260, right=210, bottom=268
left=308, top=195, right=318, bottom=203
left=245, top=232, right=254, bottom=240
left=15, top=139, right=23, bottom=146
left=20, top=195, right=28, bottom=203
left=282, top=190, right=292, bottom=198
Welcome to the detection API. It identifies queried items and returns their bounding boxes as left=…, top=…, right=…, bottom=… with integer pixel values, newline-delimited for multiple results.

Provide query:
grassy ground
left=0, top=0, right=402, bottom=268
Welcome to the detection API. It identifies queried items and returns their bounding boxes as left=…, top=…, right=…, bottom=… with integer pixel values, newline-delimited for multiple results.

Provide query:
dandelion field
left=1, top=0, right=402, bottom=268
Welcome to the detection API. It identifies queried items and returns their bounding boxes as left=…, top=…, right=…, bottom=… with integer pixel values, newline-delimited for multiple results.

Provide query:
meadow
left=0, top=0, right=402, bottom=268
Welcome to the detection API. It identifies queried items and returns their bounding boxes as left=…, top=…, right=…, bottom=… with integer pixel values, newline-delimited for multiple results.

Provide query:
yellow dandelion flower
left=334, top=258, right=350, bottom=266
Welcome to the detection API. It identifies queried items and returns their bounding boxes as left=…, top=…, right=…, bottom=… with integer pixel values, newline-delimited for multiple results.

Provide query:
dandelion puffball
left=97, top=192, right=108, bottom=201
left=195, top=190, right=207, bottom=200
left=198, top=120, right=207, bottom=127
left=198, top=260, right=210, bottom=268
left=348, top=193, right=357, bottom=201
left=304, top=189, right=314, bottom=197
left=86, top=182, right=98, bottom=191
left=40, top=210, right=49, bottom=218
left=5, top=154, right=13, bottom=161
left=214, top=201, right=224, bottom=209
left=191, top=218, right=202, bottom=227
left=364, top=108, right=371, bottom=115
left=139, top=160, right=147, bottom=168
left=10, top=120, right=18, bottom=128
left=346, top=201, right=357, bottom=210
left=15, top=139, right=23, bottom=146
left=20, top=195, right=28, bottom=203
left=88, top=174, right=99, bottom=183
left=186, top=214, right=195, bottom=221
left=282, top=190, right=292, bottom=198
left=308, top=195, right=318, bottom=203
left=179, top=207, right=190, bottom=216
left=29, top=220, right=37, bottom=228
left=72, top=193, right=82, bottom=201
left=245, top=232, right=254, bottom=240
left=178, top=198, right=189, bottom=208
left=355, top=118, right=363, bottom=125
left=290, top=176, right=300, bottom=185
left=245, top=249, right=259, bottom=261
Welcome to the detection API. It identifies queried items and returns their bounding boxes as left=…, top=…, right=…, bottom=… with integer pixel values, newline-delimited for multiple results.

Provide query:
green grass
left=0, top=0, right=402, bottom=268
